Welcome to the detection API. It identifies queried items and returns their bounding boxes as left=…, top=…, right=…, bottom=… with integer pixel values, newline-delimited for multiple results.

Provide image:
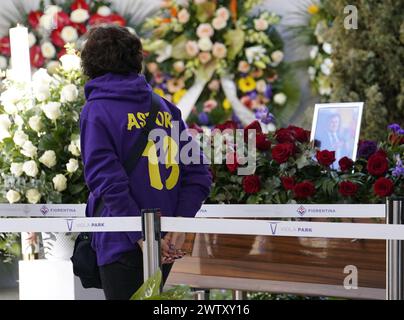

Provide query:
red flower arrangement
left=0, top=0, right=128, bottom=69
left=208, top=121, right=404, bottom=205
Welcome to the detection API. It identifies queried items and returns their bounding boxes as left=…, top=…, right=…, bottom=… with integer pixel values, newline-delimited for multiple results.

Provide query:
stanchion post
left=386, top=197, right=404, bottom=300
left=141, top=209, right=162, bottom=291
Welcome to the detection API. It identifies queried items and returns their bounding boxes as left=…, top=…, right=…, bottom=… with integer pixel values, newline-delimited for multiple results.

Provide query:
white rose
left=321, top=58, right=333, bottom=75
left=60, top=54, right=81, bottom=71
left=28, top=115, right=43, bottom=132
left=25, top=188, right=41, bottom=204
left=0, top=114, right=11, bottom=131
left=33, top=84, right=51, bottom=102
left=216, top=7, right=230, bottom=21
left=177, top=8, right=190, bottom=24
left=45, top=5, right=61, bottom=16
left=173, top=61, right=185, bottom=73
left=32, top=68, right=53, bottom=85
left=271, top=50, right=284, bottom=66
left=21, top=140, right=38, bottom=158
left=61, top=26, right=78, bottom=43
left=10, top=163, right=23, bottom=177
left=39, top=14, right=54, bottom=30
left=70, top=8, right=89, bottom=23
left=254, top=18, right=269, bottom=31
left=256, top=80, right=267, bottom=93
left=39, top=150, right=57, bottom=168
left=0, top=87, right=20, bottom=114
left=6, top=190, right=21, bottom=204
left=198, top=38, right=213, bottom=52
left=13, top=130, right=28, bottom=147
left=212, top=17, right=227, bottom=30
left=0, top=128, right=11, bottom=141
left=23, top=160, right=39, bottom=177
left=273, top=92, right=287, bottom=105
left=42, top=102, right=62, bottom=120
left=245, top=46, right=266, bottom=64
left=14, top=115, right=24, bottom=128
left=28, top=32, right=36, bottom=47
left=309, top=46, right=319, bottom=59
left=68, top=141, right=81, bottom=156
left=66, top=158, right=79, bottom=173
left=41, top=42, right=56, bottom=59
left=0, top=56, right=7, bottom=70
left=61, top=84, right=78, bottom=103
left=322, top=42, right=332, bottom=55
left=97, top=6, right=111, bottom=17
left=53, top=174, right=67, bottom=192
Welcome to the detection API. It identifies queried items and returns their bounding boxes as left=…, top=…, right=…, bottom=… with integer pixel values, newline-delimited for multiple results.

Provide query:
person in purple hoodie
left=80, top=25, right=212, bottom=300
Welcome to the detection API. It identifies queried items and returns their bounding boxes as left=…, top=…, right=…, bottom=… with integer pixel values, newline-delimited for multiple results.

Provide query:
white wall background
left=0, top=0, right=315, bottom=125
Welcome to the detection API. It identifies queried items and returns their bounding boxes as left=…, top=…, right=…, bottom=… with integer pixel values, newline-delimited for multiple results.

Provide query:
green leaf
left=196, top=2, right=216, bottom=22
left=68, top=184, right=85, bottom=195
left=130, top=269, right=162, bottom=300
left=224, top=29, right=245, bottom=60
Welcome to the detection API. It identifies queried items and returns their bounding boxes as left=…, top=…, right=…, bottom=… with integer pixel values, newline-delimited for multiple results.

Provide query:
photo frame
left=310, top=102, right=364, bottom=169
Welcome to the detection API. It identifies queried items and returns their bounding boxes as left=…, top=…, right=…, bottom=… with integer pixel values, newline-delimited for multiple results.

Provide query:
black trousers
left=99, top=245, right=173, bottom=300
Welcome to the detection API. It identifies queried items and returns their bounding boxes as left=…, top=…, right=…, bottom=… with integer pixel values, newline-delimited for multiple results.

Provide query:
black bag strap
left=93, top=92, right=161, bottom=217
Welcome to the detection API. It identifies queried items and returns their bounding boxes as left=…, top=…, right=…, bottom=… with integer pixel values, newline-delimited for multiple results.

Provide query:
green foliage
left=328, top=0, right=404, bottom=139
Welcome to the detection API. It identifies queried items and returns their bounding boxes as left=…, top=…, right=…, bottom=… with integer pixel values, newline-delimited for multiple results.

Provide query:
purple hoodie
left=80, top=72, right=212, bottom=266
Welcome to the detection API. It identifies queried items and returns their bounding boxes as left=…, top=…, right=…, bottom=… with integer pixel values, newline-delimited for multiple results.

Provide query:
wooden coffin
left=167, top=219, right=386, bottom=299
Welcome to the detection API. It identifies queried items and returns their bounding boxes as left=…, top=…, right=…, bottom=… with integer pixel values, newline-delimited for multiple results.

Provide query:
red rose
left=367, top=152, right=388, bottom=176
left=281, top=176, right=295, bottom=190
left=389, top=133, right=404, bottom=146
left=28, top=11, right=43, bottom=29
left=89, top=13, right=126, bottom=26
left=0, top=36, right=11, bottom=56
left=214, top=120, right=238, bottom=132
left=30, top=45, right=45, bottom=68
left=373, top=177, right=394, bottom=197
left=188, top=123, right=203, bottom=134
left=287, top=125, right=311, bottom=143
left=71, top=0, right=89, bottom=11
left=294, top=181, right=316, bottom=199
left=271, top=143, right=295, bottom=164
left=275, top=128, right=295, bottom=143
left=339, top=156, right=354, bottom=172
left=316, top=150, right=336, bottom=167
left=242, top=175, right=261, bottom=194
left=256, top=133, right=271, bottom=151
left=338, top=181, right=359, bottom=197
left=226, top=153, right=238, bottom=174
left=71, top=22, right=87, bottom=35
left=244, top=120, right=262, bottom=142
left=55, top=12, right=71, bottom=29
left=51, top=29, right=65, bottom=48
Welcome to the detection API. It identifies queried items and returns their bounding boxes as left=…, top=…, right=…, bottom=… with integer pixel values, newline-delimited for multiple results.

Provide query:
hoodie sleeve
left=173, top=119, right=212, bottom=218
left=80, top=118, right=141, bottom=245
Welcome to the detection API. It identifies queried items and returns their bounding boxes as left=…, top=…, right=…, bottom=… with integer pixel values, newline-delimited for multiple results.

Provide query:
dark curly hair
left=81, top=25, right=143, bottom=79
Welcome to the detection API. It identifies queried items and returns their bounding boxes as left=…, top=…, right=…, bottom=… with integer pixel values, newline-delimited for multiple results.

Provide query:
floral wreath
left=142, top=0, right=291, bottom=129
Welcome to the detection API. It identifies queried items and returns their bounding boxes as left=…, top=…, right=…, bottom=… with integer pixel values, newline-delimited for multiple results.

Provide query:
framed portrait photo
left=310, top=102, right=364, bottom=169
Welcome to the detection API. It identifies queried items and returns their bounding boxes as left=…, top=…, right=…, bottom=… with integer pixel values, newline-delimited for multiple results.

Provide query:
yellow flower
left=173, top=89, right=187, bottom=104
left=238, top=76, right=256, bottom=93
left=153, top=88, right=165, bottom=98
left=307, top=4, right=319, bottom=15
left=223, top=99, right=231, bottom=110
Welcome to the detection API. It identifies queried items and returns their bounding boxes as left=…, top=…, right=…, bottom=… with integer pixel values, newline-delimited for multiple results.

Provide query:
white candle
left=9, top=24, right=31, bottom=83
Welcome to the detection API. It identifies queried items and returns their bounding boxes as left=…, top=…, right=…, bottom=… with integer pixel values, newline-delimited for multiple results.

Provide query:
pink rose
left=212, top=42, right=227, bottom=59
left=198, top=51, right=212, bottom=64
left=173, top=61, right=185, bottom=73
left=216, top=7, right=230, bottom=20
left=177, top=8, right=190, bottom=24
left=254, top=18, right=269, bottom=31
left=208, top=79, right=220, bottom=91
left=238, top=60, right=250, bottom=73
left=203, top=100, right=218, bottom=113
left=185, top=40, right=199, bottom=57
left=196, top=23, right=214, bottom=38
left=147, top=62, right=158, bottom=74
left=212, top=17, right=227, bottom=30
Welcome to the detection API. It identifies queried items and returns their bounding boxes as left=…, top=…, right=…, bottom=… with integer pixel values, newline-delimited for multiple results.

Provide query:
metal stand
left=141, top=209, right=162, bottom=292
left=386, top=197, right=404, bottom=300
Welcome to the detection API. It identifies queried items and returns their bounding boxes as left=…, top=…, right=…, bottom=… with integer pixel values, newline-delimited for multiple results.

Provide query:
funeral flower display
left=142, top=0, right=293, bottom=127
left=0, top=0, right=127, bottom=72
left=208, top=120, right=404, bottom=204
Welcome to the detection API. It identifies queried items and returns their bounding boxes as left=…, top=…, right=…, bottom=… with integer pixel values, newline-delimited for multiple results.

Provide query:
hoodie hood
left=84, top=72, right=152, bottom=104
